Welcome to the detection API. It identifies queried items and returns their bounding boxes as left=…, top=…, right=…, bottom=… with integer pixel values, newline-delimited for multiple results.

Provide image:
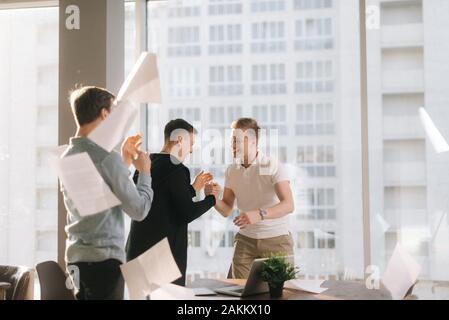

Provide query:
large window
left=146, top=0, right=364, bottom=282
left=366, top=0, right=449, bottom=281
left=0, top=6, right=59, bottom=267
left=3, top=0, right=447, bottom=290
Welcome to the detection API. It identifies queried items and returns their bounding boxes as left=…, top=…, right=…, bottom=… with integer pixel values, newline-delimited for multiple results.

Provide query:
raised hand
left=132, top=150, right=151, bottom=175
left=192, top=171, right=213, bottom=192
left=121, top=134, right=142, bottom=167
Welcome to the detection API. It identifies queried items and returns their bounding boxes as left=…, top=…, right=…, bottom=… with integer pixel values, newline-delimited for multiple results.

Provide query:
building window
left=252, top=64, right=287, bottom=95
left=297, top=145, right=336, bottom=177
left=228, top=231, right=236, bottom=247
left=296, top=103, right=335, bottom=135
left=298, top=188, right=336, bottom=220
left=297, top=231, right=315, bottom=249
left=295, top=60, right=334, bottom=93
left=295, top=18, right=333, bottom=51
left=167, top=26, right=200, bottom=57
left=210, top=106, right=242, bottom=125
left=253, top=105, right=288, bottom=135
left=209, top=24, right=243, bottom=55
left=0, top=7, right=59, bottom=266
left=188, top=231, right=201, bottom=248
left=167, top=66, right=200, bottom=98
left=297, top=231, right=335, bottom=249
left=209, top=65, right=243, bottom=96
left=209, top=0, right=242, bottom=16
left=168, top=1, right=201, bottom=18
left=294, top=0, right=333, bottom=10
left=251, top=21, right=286, bottom=53
left=217, top=231, right=237, bottom=248
left=209, top=105, right=242, bottom=140
left=168, top=107, right=201, bottom=123
left=251, top=0, right=285, bottom=12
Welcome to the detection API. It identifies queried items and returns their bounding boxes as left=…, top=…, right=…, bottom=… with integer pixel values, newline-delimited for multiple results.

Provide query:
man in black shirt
left=126, top=119, right=216, bottom=286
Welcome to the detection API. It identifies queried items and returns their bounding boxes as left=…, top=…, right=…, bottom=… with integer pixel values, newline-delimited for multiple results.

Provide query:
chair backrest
left=227, top=264, right=233, bottom=279
left=35, top=261, right=76, bottom=300
left=0, top=265, right=34, bottom=300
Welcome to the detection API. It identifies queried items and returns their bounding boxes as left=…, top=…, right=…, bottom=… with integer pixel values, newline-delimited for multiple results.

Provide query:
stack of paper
left=120, top=238, right=182, bottom=300
left=55, top=152, right=121, bottom=217
left=285, top=279, right=328, bottom=294
left=382, top=244, right=421, bottom=300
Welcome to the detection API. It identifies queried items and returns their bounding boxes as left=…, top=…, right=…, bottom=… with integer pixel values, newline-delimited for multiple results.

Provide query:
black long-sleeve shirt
left=125, top=153, right=215, bottom=286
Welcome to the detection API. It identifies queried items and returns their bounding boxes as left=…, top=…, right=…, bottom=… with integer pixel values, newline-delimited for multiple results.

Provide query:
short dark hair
left=164, top=119, right=197, bottom=143
left=69, top=86, right=115, bottom=126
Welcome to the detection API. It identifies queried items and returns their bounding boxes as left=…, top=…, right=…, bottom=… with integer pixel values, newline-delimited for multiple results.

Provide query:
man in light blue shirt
left=61, top=86, right=153, bottom=300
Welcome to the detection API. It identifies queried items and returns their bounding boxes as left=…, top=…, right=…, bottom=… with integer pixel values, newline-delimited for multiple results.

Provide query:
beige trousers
left=232, top=232, right=295, bottom=279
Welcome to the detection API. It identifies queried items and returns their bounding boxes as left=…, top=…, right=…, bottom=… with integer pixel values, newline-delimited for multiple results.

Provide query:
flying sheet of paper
left=48, top=145, right=69, bottom=159
left=120, top=258, right=151, bottom=300
left=419, top=107, right=449, bottom=154
left=117, top=52, right=161, bottom=104
left=120, top=238, right=182, bottom=300
left=382, top=244, right=421, bottom=300
left=88, top=100, right=138, bottom=152
left=55, top=152, right=121, bottom=216
left=285, top=279, right=328, bottom=294
left=137, top=237, right=182, bottom=286
left=150, top=284, right=195, bottom=300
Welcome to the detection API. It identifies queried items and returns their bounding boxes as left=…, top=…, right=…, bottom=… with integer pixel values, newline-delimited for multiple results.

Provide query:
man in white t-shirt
left=206, top=118, right=295, bottom=279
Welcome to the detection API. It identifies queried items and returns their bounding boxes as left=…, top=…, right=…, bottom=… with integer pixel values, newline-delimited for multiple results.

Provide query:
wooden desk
left=0, top=282, right=11, bottom=301
left=190, top=279, right=393, bottom=300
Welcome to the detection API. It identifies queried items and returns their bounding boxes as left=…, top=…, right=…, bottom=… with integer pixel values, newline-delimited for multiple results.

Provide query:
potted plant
left=260, top=254, right=298, bottom=299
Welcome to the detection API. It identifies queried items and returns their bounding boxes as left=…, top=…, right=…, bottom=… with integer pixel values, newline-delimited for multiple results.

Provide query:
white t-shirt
left=225, top=153, right=291, bottom=239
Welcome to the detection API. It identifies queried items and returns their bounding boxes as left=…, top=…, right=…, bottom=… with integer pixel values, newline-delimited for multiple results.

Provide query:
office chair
left=35, top=261, right=76, bottom=300
left=0, top=265, right=34, bottom=300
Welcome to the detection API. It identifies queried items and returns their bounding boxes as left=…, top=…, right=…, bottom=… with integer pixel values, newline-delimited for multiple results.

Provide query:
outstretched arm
left=170, top=169, right=216, bottom=224
left=206, top=184, right=235, bottom=218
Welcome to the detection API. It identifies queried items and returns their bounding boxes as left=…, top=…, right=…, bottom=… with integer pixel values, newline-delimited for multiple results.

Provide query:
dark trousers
left=68, top=259, right=124, bottom=300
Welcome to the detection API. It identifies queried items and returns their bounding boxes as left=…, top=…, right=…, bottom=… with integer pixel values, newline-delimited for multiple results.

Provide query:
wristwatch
left=259, top=209, right=268, bottom=220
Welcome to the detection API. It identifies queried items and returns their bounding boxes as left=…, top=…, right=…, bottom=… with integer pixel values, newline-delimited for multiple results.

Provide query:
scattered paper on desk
left=285, top=279, right=328, bottom=294
left=117, top=52, right=161, bottom=104
left=120, top=238, right=182, bottom=300
left=55, top=152, right=121, bottom=216
left=382, top=244, right=421, bottom=300
left=150, top=284, right=195, bottom=300
left=419, top=107, right=449, bottom=154
left=88, top=100, right=138, bottom=152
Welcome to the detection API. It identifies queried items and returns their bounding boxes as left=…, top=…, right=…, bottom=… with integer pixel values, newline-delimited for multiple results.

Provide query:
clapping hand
left=121, top=134, right=142, bottom=167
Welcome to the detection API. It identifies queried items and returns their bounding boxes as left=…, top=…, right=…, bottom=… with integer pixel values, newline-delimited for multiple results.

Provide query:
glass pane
left=367, top=0, right=449, bottom=281
left=125, top=1, right=137, bottom=76
left=147, top=0, right=364, bottom=282
left=0, top=7, right=59, bottom=266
